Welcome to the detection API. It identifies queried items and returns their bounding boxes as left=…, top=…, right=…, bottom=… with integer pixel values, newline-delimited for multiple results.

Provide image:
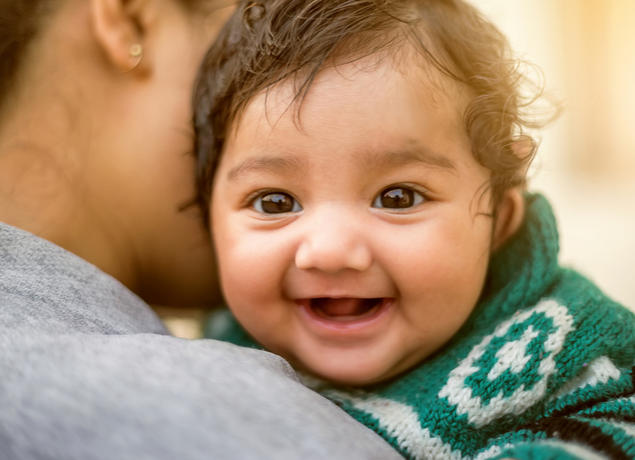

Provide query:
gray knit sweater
left=0, top=221, right=401, bottom=460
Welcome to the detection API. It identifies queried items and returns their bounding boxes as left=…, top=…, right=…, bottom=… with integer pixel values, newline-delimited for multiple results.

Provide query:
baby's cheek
left=221, top=254, right=271, bottom=302
left=218, top=234, right=288, bottom=305
left=219, top=246, right=293, bottom=355
left=387, top=232, right=488, bottom=315
left=387, top=238, right=453, bottom=283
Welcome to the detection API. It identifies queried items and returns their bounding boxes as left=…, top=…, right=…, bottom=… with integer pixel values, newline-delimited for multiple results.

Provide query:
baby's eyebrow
left=225, top=144, right=456, bottom=181
left=359, top=145, right=457, bottom=172
left=226, top=155, right=307, bottom=181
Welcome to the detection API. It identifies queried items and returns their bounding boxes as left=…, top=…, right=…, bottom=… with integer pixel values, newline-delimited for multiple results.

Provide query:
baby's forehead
left=234, top=51, right=469, bottom=136
left=222, top=55, right=474, bottom=180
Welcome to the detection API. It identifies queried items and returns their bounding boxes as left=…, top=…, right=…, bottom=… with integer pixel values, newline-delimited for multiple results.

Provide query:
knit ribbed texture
left=206, top=194, right=635, bottom=459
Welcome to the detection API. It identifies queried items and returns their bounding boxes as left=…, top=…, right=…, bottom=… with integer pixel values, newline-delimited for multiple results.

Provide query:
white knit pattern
left=550, top=355, right=621, bottom=401
left=438, top=299, right=575, bottom=428
left=324, top=390, right=462, bottom=460
left=611, top=420, right=635, bottom=438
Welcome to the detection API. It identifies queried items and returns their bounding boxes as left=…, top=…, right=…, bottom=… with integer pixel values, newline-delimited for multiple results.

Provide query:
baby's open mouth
left=308, top=297, right=386, bottom=320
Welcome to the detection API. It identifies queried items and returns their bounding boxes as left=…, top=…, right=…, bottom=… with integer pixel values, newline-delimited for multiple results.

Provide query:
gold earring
left=127, top=43, right=143, bottom=72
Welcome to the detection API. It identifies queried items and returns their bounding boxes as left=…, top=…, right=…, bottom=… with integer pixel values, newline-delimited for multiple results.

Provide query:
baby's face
left=212, top=58, right=497, bottom=385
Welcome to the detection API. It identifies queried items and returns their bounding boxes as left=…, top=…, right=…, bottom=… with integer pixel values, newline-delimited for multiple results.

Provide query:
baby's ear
left=491, top=187, right=525, bottom=251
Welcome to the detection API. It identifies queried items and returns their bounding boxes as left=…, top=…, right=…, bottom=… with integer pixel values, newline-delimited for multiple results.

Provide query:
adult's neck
left=0, top=2, right=141, bottom=292
left=0, top=120, right=138, bottom=294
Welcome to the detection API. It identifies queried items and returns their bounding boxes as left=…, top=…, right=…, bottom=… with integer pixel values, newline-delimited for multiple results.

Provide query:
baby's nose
left=294, top=210, right=372, bottom=273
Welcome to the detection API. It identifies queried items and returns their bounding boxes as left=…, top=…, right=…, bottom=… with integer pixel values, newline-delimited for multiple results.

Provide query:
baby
left=194, top=1, right=635, bottom=458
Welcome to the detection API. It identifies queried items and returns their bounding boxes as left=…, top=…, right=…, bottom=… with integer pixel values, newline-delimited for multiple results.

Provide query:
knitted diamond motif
left=438, top=299, right=575, bottom=428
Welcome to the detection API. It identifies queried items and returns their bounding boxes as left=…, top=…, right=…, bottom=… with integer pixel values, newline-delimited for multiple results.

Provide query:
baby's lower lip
left=295, top=297, right=394, bottom=333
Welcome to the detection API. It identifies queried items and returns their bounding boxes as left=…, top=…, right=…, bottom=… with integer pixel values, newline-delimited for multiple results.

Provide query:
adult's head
left=0, top=0, right=233, bottom=306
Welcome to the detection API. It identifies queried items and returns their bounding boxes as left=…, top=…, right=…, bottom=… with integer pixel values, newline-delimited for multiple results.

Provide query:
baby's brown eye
left=372, top=186, right=424, bottom=209
left=253, top=192, right=302, bottom=214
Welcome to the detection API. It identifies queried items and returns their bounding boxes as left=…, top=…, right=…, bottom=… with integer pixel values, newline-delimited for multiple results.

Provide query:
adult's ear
left=90, top=0, right=154, bottom=75
left=491, top=187, right=525, bottom=251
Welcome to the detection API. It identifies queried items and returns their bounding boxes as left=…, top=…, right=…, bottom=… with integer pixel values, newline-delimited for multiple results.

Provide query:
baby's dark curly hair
left=194, top=0, right=553, bottom=220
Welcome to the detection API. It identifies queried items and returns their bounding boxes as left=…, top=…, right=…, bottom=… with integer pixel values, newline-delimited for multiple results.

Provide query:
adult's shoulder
left=0, top=222, right=401, bottom=459
left=1, top=332, right=401, bottom=459
left=0, top=221, right=166, bottom=335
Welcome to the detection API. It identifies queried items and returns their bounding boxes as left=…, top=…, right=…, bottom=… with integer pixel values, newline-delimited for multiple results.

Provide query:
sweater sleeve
left=475, top=266, right=635, bottom=460
left=485, top=377, right=635, bottom=460
left=477, top=286, right=635, bottom=460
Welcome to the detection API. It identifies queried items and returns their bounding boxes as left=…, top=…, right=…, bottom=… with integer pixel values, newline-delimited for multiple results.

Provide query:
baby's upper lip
left=286, top=275, right=395, bottom=301
left=292, top=292, right=389, bottom=301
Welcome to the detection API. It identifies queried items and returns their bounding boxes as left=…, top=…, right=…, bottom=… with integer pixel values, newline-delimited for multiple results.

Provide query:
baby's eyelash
left=241, top=190, right=268, bottom=208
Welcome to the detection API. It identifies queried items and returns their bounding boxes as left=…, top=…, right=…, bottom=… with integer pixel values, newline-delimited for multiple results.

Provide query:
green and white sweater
left=206, top=194, right=635, bottom=459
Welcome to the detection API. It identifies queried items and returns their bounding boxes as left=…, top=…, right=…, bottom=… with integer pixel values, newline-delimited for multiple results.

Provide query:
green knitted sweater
left=206, top=194, right=635, bottom=459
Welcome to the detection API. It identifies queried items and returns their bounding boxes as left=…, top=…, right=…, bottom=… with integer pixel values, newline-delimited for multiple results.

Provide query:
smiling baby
left=194, top=1, right=635, bottom=458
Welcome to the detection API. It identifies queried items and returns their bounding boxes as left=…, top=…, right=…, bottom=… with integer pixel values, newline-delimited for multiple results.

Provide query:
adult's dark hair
left=194, top=0, right=555, bottom=219
left=0, top=1, right=57, bottom=113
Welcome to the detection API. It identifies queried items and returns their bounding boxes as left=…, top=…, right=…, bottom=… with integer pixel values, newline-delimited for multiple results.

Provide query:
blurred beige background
left=474, top=0, right=635, bottom=309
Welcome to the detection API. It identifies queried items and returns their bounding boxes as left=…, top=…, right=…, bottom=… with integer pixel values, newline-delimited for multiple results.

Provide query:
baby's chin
left=264, top=329, right=432, bottom=387
left=288, top=353, right=415, bottom=387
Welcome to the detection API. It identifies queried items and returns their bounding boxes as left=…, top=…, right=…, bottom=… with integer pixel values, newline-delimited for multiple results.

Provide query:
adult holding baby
left=0, top=1, right=400, bottom=458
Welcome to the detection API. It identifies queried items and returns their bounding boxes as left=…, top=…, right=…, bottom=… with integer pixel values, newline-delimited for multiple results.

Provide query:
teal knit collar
left=466, top=193, right=561, bottom=333
left=407, top=193, right=562, bottom=370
